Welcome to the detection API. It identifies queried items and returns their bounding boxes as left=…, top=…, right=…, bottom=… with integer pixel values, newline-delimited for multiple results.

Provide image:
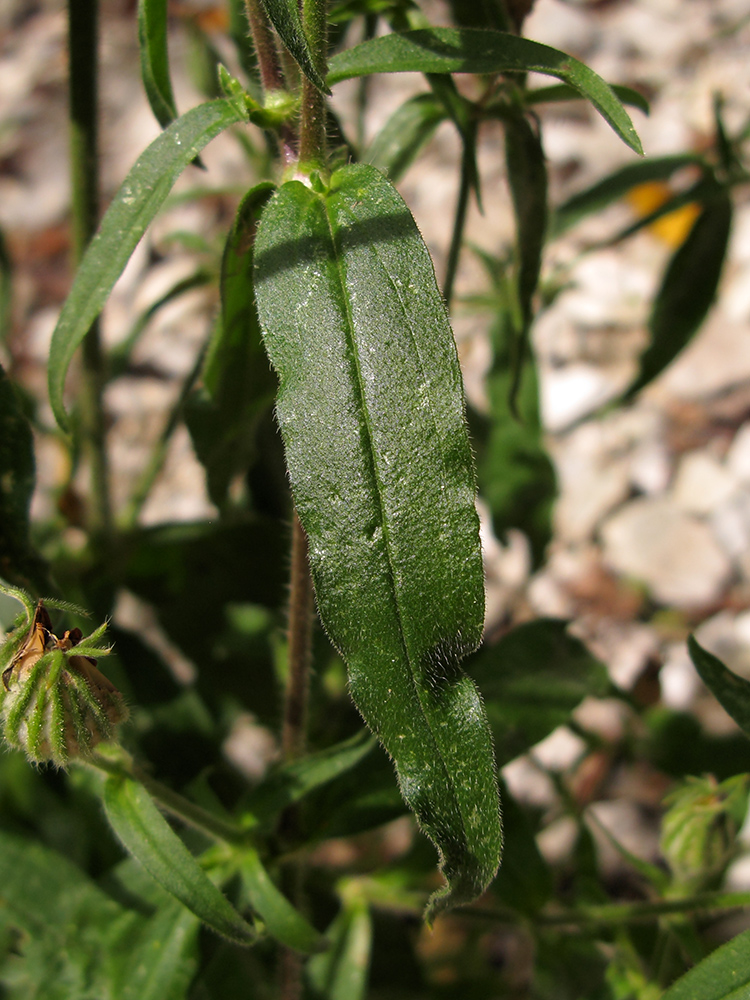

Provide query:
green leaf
left=117, top=900, right=200, bottom=1000
left=239, top=848, right=325, bottom=954
left=185, top=183, right=277, bottom=507
left=246, top=730, right=376, bottom=823
left=445, top=0, right=511, bottom=32
left=660, top=927, right=750, bottom=1000
left=526, top=82, right=650, bottom=116
left=254, top=163, right=501, bottom=919
left=48, top=98, right=248, bottom=431
left=625, top=186, right=732, bottom=399
left=103, top=775, right=257, bottom=945
left=138, top=0, right=178, bottom=129
left=505, top=112, right=547, bottom=328
left=258, top=0, right=330, bottom=94
left=0, top=365, right=46, bottom=590
left=307, top=900, right=372, bottom=1000
left=327, top=28, right=642, bottom=153
left=366, top=93, right=446, bottom=182
left=552, top=153, right=704, bottom=235
left=688, top=635, right=750, bottom=739
left=468, top=619, right=609, bottom=765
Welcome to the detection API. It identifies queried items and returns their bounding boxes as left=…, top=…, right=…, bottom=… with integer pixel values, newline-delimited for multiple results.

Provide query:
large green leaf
left=138, top=0, right=178, bottom=129
left=527, top=82, right=650, bottom=116
left=48, top=98, right=248, bottom=431
left=254, top=163, right=501, bottom=919
left=660, top=927, right=750, bottom=999
left=258, top=0, right=330, bottom=93
left=185, top=183, right=277, bottom=506
left=468, top=619, right=609, bottom=765
left=103, top=775, right=257, bottom=945
left=688, top=636, right=750, bottom=739
left=625, top=186, right=732, bottom=399
left=327, top=28, right=642, bottom=153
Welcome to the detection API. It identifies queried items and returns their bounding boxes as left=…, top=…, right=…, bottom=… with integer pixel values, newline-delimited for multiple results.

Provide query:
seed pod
left=0, top=601, right=128, bottom=767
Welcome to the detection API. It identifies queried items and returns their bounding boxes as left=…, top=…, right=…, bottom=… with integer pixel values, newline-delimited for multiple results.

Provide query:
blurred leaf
left=645, top=707, right=750, bottom=782
left=0, top=365, right=46, bottom=591
left=0, top=229, right=11, bottom=342
left=246, top=730, right=376, bottom=822
left=138, top=0, right=178, bottom=128
left=327, top=28, right=642, bottom=153
left=625, top=186, right=732, bottom=399
left=254, top=164, right=501, bottom=919
left=117, top=899, right=201, bottom=1000
left=238, top=848, right=325, bottom=954
left=258, top=0, right=330, bottom=93
left=660, top=927, right=750, bottom=1000
left=365, top=93, right=446, bottom=181
left=688, top=635, right=750, bottom=738
left=505, top=112, right=547, bottom=328
left=103, top=775, right=257, bottom=945
left=470, top=253, right=556, bottom=566
left=552, top=153, right=703, bottom=235
left=527, top=81, right=650, bottom=115
left=307, top=899, right=372, bottom=1000
left=0, top=829, right=130, bottom=999
left=445, top=0, right=511, bottom=31
left=185, top=183, right=277, bottom=507
left=48, top=98, right=249, bottom=431
left=227, top=0, right=259, bottom=84
left=491, top=779, right=553, bottom=914
left=468, top=619, right=609, bottom=765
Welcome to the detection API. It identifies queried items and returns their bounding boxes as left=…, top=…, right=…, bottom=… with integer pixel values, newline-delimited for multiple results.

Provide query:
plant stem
left=243, top=0, right=284, bottom=93
left=68, top=0, right=113, bottom=543
left=298, top=0, right=329, bottom=170
left=443, top=140, right=473, bottom=311
left=282, top=511, right=314, bottom=760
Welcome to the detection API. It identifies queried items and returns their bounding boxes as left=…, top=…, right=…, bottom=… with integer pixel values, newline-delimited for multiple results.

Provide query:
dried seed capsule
left=0, top=601, right=128, bottom=767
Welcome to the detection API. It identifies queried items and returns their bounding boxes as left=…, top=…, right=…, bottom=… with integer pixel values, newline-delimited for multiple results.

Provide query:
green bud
left=0, top=600, right=128, bottom=768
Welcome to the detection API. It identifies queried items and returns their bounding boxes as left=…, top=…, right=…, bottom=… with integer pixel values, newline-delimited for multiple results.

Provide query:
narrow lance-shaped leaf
left=254, top=163, right=502, bottom=920
left=365, top=93, right=446, bottom=182
left=239, top=848, right=325, bottom=954
left=526, top=82, right=650, bottom=116
left=103, top=775, right=258, bottom=945
left=327, top=28, right=642, bottom=154
left=660, top=927, right=750, bottom=1000
left=185, top=183, right=277, bottom=506
left=505, top=112, right=547, bottom=329
left=258, top=0, right=330, bottom=94
left=138, top=0, right=178, bottom=128
left=48, top=98, right=248, bottom=431
left=624, top=186, right=732, bottom=400
left=552, top=153, right=704, bottom=235
left=688, top=635, right=750, bottom=739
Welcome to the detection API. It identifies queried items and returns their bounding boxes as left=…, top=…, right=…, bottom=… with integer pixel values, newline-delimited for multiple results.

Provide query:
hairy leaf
left=258, top=0, right=330, bottom=93
left=138, top=0, right=178, bottom=128
left=327, top=28, right=642, bottom=153
left=625, top=187, right=732, bottom=399
left=254, top=163, right=501, bottom=918
left=48, top=98, right=248, bottom=430
left=103, top=776, right=257, bottom=945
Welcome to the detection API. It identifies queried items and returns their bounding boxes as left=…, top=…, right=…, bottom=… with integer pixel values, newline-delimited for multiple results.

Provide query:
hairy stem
left=298, top=0, right=328, bottom=169
left=68, top=0, right=112, bottom=543
left=282, top=511, right=314, bottom=760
